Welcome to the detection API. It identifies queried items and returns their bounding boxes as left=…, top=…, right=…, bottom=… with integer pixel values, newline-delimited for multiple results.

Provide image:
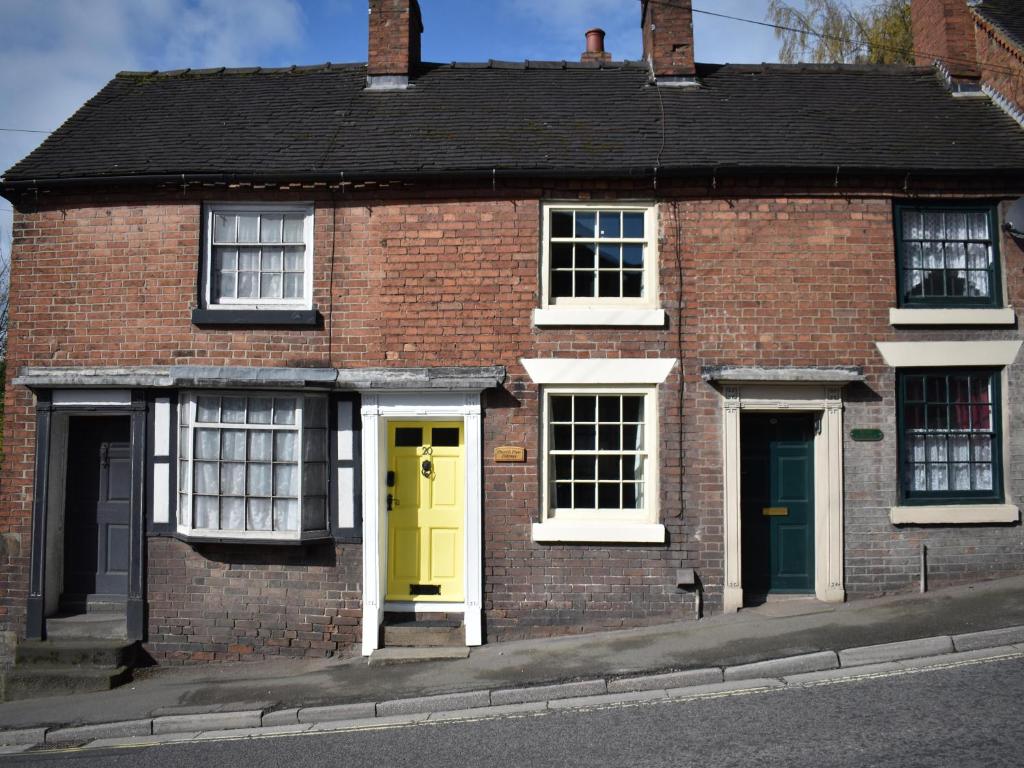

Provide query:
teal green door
left=741, top=414, right=815, bottom=594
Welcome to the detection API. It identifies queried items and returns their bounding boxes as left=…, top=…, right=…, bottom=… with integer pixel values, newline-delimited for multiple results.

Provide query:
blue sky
left=0, top=0, right=873, bottom=252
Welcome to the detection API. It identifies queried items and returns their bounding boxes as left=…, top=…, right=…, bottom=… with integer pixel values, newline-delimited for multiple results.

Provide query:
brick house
left=2, top=0, right=1024, bottom=667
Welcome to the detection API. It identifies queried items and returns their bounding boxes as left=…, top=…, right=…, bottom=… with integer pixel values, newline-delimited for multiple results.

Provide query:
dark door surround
left=26, top=390, right=147, bottom=641
left=62, top=416, right=132, bottom=603
left=740, top=412, right=816, bottom=595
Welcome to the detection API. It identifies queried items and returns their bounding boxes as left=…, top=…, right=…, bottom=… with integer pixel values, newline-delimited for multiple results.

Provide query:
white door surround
left=360, top=391, right=483, bottom=655
left=720, top=383, right=846, bottom=613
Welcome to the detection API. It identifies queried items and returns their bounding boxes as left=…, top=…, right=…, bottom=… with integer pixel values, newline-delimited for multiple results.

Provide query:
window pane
left=551, top=211, right=573, bottom=238
left=574, top=243, right=595, bottom=268
left=239, top=247, right=260, bottom=271
left=274, top=464, right=298, bottom=496
left=194, top=461, right=218, bottom=494
left=623, top=212, right=644, bottom=238
left=283, top=273, right=303, bottom=299
left=554, top=455, right=572, bottom=481
left=622, top=271, right=643, bottom=298
left=598, top=271, right=620, bottom=298
left=598, top=483, right=620, bottom=508
left=248, top=463, right=272, bottom=496
left=238, top=214, right=259, bottom=242
left=195, top=429, right=220, bottom=459
left=574, top=456, right=596, bottom=480
left=222, top=397, right=246, bottom=423
left=598, top=244, right=620, bottom=269
left=551, top=243, right=573, bottom=269
left=555, top=482, right=572, bottom=507
left=574, top=425, right=596, bottom=450
left=248, top=499, right=272, bottom=531
left=623, top=424, right=643, bottom=450
left=598, top=396, right=620, bottom=421
left=222, top=430, right=246, bottom=461
left=260, top=273, right=282, bottom=299
left=902, top=210, right=923, bottom=240
left=284, top=247, right=305, bottom=272
left=598, top=424, right=620, bottom=450
left=598, top=211, right=621, bottom=238
left=574, top=396, right=596, bottom=422
left=249, top=431, right=272, bottom=461
left=248, top=398, right=273, bottom=424
left=260, top=214, right=283, bottom=243
left=217, top=271, right=237, bottom=301
left=222, top=497, right=245, bottom=531
left=622, top=244, right=644, bottom=267
left=575, top=483, right=596, bottom=508
left=214, top=214, right=236, bottom=243
left=194, top=496, right=219, bottom=529
left=574, top=271, right=595, bottom=297
left=196, top=397, right=220, bottom=423
left=275, top=431, right=298, bottom=461
left=274, top=398, right=297, bottom=425
left=551, top=271, right=573, bottom=298
left=552, top=425, right=572, bottom=451
left=220, top=462, right=245, bottom=495
left=551, top=396, right=572, bottom=422
left=598, top=456, right=620, bottom=480
left=945, top=212, right=967, bottom=240
left=431, top=428, right=460, bottom=447
left=283, top=215, right=304, bottom=243
left=215, top=247, right=238, bottom=271
left=237, top=272, right=258, bottom=299
left=575, top=212, right=595, bottom=237
left=274, top=499, right=299, bottom=532
left=622, top=397, right=643, bottom=422
left=262, top=247, right=283, bottom=271
left=969, top=212, right=989, bottom=239
left=395, top=427, right=423, bottom=447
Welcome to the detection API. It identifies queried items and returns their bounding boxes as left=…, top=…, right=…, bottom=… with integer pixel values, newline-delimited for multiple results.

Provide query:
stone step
left=368, top=647, right=470, bottom=666
left=60, top=594, right=127, bottom=615
left=45, top=613, right=127, bottom=641
left=1, top=666, right=132, bottom=701
left=382, top=623, right=465, bottom=648
left=15, top=639, right=138, bottom=668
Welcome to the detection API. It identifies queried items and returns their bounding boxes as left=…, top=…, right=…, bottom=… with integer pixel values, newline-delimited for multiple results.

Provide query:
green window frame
left=897, top=369, right=1003, bottom=505
left=894, top=203, right=1001, bottom=308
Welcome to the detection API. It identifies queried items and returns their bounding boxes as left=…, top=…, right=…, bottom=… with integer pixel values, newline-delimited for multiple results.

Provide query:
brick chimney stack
left=641, top=0, right=697, bottom=85
left=581, top=28, right=613, bottom=64
left=910, top=0, right=979, bottom=79
left=367, top=0, right=423, bottom=90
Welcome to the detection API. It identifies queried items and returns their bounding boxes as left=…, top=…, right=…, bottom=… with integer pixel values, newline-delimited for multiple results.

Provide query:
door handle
left=387, top=494, right=393, bottom=512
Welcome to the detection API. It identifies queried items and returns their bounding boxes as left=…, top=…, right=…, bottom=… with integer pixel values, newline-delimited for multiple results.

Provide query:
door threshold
left=384, top=601, right=465, bottom=613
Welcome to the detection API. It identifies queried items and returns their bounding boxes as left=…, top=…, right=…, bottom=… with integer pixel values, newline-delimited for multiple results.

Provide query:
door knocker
left=421, top=445, right=434, bottom=478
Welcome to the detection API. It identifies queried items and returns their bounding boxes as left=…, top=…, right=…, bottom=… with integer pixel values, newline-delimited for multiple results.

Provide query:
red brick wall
left=975, top=13, right=1024, bottom=113
left=642, top=0, right=695, bottom=78
left=367, top=0, right=421, bottom=77
left=3, top=177, right=1023, bottom=658
left=912, top=0, right=979, bottom=77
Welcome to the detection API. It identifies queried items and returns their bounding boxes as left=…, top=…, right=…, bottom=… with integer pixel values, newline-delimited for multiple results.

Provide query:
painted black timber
left=330, top=394, right=363, bottom=542
left=26, top=393, right=52, bottom=641
left=190, top=309, right=321, bottom=327
left=127, top=391, right=148, bottom=641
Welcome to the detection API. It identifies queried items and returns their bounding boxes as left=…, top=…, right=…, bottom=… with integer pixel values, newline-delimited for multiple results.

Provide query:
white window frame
left=202, top=202, right=314, bottom=311
left=539, top=201, right=660, bottom=312
left=177, top=391, right=306, bottom=542
left=534, top=385, right=664, bottom=543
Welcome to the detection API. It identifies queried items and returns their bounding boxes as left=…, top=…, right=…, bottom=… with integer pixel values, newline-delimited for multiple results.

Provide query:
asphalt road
left=11, top=654, right=1024, bottom=768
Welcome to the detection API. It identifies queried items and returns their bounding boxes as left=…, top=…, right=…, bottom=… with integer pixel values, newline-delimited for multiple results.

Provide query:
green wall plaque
left=851, top=428, right=883, bottom=442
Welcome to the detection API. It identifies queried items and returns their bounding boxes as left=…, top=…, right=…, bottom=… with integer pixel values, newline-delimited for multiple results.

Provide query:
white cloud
left=0, top=0, right=305, bottom=256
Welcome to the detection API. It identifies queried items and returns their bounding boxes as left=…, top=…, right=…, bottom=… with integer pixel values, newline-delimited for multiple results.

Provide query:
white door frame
left=360, top=391, right=483, bottom=655
left=720, top=383, right=846, bottom=613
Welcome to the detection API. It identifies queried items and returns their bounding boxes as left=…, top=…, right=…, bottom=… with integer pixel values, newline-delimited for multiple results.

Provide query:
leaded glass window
left=547, top=392, right=649, bottom=514
left=896, top=205, right=1000, bottom=307
left=899, top=370, right=1002, bottom=503
left=545, top=205, right=654, bottom=305
left=178, top=392, right=328, bottom=539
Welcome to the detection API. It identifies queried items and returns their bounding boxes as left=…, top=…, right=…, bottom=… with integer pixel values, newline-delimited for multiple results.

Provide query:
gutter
left=6, top=164, right=1024, bottom=199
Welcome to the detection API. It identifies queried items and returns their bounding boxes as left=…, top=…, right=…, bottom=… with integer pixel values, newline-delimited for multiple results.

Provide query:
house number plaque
left=494, top=446, right=527, bottom=463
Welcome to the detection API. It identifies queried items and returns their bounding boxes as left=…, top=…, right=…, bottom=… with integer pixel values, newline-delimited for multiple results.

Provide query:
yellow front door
left=386, top=421, right=464, bottom=602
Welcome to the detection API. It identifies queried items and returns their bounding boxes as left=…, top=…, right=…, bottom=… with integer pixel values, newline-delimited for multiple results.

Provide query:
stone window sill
left=888, top=307, right=1016, bottom=326
left=889, top=504, right=1019, bottom=525
left=533, top=308, right=666, bottom=327
left=531, top=521, right=666, bottom=543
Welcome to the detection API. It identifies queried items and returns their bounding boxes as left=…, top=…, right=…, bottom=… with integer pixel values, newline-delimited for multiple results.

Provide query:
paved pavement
left=0, top=575, right=1023, bottom=739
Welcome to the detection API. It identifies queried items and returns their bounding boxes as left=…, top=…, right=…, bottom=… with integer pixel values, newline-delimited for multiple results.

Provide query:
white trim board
left=888, top=308, right=1016, bottom=326
left=532, top=522, right=666, bottom=543
left=890, top=505, right=1019, bottom=525
left=875, top=341, right=1022, bottom=368
left=532, top=308, right=666, bottom=327
left=521, top=357, right=677, bottom=385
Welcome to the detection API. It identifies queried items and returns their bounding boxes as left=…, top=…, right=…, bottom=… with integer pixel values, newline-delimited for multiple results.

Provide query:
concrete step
left=368, top=647, right=470, bottom=666
left=45, top=613, right=127, bottom=641
left=382, top=623, right=465, bottom=648
left=14, top=639, right=138, bottom=668
left=1, top=665, right=132, bottom=701
left=60, top=594, right=127, bottom=615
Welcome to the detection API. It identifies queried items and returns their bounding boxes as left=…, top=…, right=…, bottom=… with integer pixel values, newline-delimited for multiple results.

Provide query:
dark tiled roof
left=6, top=60, right=1024, bottom=184
left=974, top=0, right=1024, bottom=51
